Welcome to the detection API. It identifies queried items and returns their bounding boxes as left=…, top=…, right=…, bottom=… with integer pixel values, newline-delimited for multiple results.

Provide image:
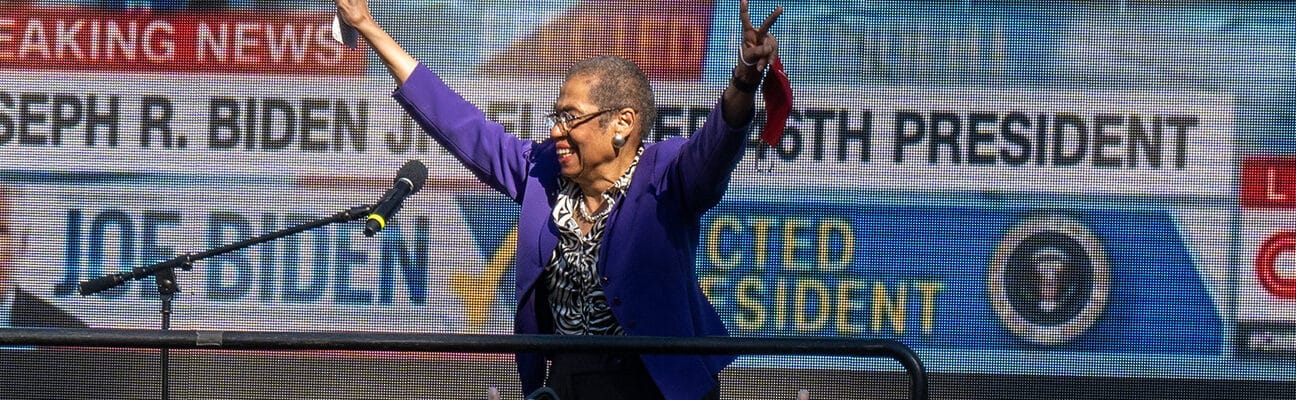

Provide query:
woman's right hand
left=334, top=0, right=375, bottom=29
left=332, top=0, right=417, bottom=83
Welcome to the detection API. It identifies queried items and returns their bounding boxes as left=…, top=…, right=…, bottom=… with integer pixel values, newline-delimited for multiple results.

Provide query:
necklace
left=569, top=146, right=641, bottom=225
left=575, top=196, right=611, bottom=223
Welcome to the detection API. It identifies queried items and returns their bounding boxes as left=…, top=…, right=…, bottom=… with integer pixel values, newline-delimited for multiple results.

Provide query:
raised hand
left=334, top=0, right=375, bottom=29
left=331, top=0, right=417, bottom=83
left=738, top=0, right=783, bottom=73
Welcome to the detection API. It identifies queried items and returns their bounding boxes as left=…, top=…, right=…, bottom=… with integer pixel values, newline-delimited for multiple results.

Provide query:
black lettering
left=775, top=109, right=802, bottom=162
left=1000, top=112, right=1031, bottom=165
left=894, top=111, right=924, bottom=163
left=1092, top=113, right=1123, bottom=168
left=244, top=98, right=257, bottom=150
left=140, top=96, right=173, bottom=148
left=804, top=109, right=834, bottom=161
left=653, top=106, right=683, bottom=142
left=745, top=109, right=772, bottom=162
left=520, top=102, right=536, bottom=142
left=1166, top=115, right=1197, bottom=169
left=260, top=98, right=295, bottom=151
left=1127, top=114, right=1161, bottom=168
left=209, top=97, right=241, bottom=149
left=837, top=109, right=871, bottom=162
left=385, top=115, right=414, bottom=154
left=485, top=101, right=520, bottom=133
left=85, top=95, right=120, bottom=147
left=50, top=94, right=81, bottom=146
left=1035, top=114, right=1048, bottom=166
left=334, top=99, right=368, bottom=152
left=19, top=93, right=49, bottom=145
left=1053, top=113, right=1087, bottom=166
left=0, top=92, right=13, bottom=144
left=300, top=98, right=330, bottom=152
left=688, top=106, right=710, bottom=135
left=967, top=112, right=997, bottom=165
left=929, top=112, right=961, bottom=164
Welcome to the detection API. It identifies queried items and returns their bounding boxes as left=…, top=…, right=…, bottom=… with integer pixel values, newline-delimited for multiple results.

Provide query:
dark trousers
left=546, top=353, right=720, bottom=400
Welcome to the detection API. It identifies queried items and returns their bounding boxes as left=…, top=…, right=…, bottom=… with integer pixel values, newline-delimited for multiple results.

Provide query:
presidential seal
left=988, top=213, right=1111, bottom=346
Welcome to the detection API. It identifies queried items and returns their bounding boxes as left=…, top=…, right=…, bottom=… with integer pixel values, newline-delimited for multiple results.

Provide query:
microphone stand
left=156, top=265, right=178, bottom=400
left=78, top=204, right=375, bottom=400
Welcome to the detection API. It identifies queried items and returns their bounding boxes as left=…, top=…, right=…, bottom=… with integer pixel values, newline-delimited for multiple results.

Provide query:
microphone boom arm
left=79, top=204, right=374, bottom=296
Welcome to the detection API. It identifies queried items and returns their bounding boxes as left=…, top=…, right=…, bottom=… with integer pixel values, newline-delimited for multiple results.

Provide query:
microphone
left=365, top=159, right=428, bottom=236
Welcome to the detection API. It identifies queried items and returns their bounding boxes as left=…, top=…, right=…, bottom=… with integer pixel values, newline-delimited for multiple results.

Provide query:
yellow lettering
left=705, top=216, right=743, bottom=270
left=794, top=278, right=831, bottom=332
left=817, top=218, right=854, bottom=272
left=782, top=217, right=812, bottom=272
left=913, top=281, right=944, bottom=335
left=735, top=277, right=767, bottom=333
left=774, top=278, right=788, bottom=330
left=750, top=217, right=775, bottom=269
left=871, top=281, right=907, bottom=335
left=835, top=279, right=866, bottom=335
left=698, top=276, right=720, bottom=301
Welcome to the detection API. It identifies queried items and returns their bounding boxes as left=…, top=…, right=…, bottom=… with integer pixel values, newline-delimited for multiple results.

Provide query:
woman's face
left=549, top=75, right=620, bottom=183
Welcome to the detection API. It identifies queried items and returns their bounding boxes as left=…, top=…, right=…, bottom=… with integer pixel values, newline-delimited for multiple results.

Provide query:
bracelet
left=731, top=74, right=760, bottom=93
left=738, top=46, right=757, bottom=67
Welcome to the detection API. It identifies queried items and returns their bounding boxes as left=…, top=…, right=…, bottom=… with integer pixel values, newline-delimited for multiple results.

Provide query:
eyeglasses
left=544, top=108, right=617, bottom=132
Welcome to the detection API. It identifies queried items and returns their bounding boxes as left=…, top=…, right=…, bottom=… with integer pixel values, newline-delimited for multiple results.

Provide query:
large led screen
left=2, top=1, right=1294, bottom=399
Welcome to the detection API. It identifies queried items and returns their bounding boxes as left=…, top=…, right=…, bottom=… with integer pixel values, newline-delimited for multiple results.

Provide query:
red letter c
left=1257, top=232, right=1296, bottom=299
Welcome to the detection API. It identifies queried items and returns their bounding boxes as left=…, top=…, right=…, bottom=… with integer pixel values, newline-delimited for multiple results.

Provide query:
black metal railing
left=0, top=328, right=927, bottom=399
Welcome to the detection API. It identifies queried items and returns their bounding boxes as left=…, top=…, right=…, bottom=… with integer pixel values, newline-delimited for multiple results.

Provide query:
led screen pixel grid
left=1, top=1, right=1294, bottom=399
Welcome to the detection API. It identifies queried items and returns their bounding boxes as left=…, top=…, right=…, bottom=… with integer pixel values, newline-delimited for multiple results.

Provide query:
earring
left=611, top=133, right=626, bottom=149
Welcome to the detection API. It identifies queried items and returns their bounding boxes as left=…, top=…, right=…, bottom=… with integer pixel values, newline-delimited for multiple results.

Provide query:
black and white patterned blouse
left=544, top=149, right=642, bottom=336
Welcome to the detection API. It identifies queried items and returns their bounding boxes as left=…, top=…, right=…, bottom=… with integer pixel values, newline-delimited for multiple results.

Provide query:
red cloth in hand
left=760, top=56, right=792, bottom=146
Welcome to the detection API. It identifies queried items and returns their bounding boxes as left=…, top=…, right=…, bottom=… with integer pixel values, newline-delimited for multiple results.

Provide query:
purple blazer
left=394, top=64, right=747, bottom=400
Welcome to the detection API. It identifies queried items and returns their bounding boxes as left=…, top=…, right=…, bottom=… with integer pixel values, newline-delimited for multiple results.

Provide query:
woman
left=334, top=1, right=782, bottom=398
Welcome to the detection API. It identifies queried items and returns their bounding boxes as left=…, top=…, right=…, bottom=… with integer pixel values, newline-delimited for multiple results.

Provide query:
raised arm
left=335, top=0, right=533, bottom=201
left=668, top=1, right=784, bottom=214
left=335, top=0, right=417, bottom=84
left=722, top=0, right=783, bottom=125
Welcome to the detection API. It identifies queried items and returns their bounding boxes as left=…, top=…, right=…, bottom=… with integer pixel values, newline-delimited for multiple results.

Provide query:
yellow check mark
left=449, top=227, right=517, bottom=331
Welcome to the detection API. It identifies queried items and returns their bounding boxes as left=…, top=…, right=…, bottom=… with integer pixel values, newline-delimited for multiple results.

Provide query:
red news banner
left=1241, top=156, right=1296, bottom=300
left=1241, top=156, right=1296, bottom=209
left=0, top=5, right=364, bottom=76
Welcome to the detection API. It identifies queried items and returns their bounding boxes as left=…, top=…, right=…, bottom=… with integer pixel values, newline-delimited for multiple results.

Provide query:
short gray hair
left=565, top=56, right=656, bottom=140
